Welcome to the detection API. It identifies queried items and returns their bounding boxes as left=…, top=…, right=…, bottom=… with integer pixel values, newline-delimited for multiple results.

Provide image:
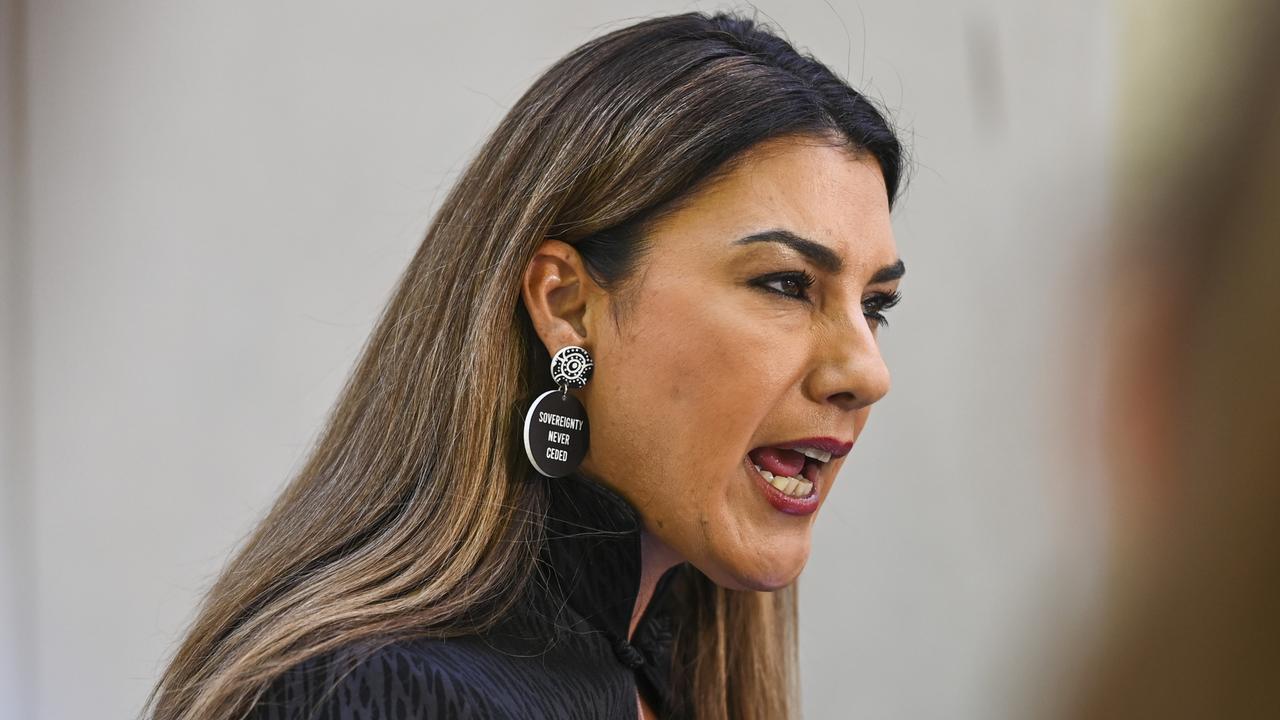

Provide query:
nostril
left=828, top=390, right=859, bottom=409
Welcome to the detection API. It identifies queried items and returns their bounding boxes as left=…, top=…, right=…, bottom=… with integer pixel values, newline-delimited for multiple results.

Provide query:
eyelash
left=754, top=270, right=817, bottom=301
left=863, top=289, right=901, bottom=328
left=752, top=271, right=902, bottom=328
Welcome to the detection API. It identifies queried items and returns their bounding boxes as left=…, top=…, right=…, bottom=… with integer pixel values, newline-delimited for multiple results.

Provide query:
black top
left=246, top=472, right=688, bottom=719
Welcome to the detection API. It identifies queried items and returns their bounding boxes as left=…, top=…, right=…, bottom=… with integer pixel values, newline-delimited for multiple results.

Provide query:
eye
left=752, top=270, right=816, bottom=302
left=863, top=289, right=902, bottom=328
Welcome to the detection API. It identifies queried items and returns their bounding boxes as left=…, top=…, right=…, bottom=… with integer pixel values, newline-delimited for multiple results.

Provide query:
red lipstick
left=769, top=437, right=853, bottom=458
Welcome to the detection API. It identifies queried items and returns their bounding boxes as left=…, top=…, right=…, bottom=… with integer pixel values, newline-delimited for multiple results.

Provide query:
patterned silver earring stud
left=523, top=345, right=593, bottom=478
left=549, top=345, right=594, bottom=389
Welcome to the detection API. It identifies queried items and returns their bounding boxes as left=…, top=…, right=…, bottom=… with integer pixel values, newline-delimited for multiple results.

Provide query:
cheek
left=596, top=288, right=795, bottom=483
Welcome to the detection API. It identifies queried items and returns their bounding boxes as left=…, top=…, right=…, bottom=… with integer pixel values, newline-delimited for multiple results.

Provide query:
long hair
left=143, top=10, right=904, bottom=720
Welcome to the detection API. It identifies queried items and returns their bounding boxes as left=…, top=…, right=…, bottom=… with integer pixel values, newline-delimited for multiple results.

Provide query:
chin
left=698, top=546, right=810, bottom=591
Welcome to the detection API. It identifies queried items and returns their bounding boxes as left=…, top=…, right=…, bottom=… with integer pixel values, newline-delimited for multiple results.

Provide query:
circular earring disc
left=523, top=389, right=590, bottom=478
left=550, top=346, right=594, bottom=389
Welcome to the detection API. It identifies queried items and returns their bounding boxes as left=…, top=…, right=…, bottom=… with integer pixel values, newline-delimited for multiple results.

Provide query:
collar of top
left=539, top=471, right=686, bottom=672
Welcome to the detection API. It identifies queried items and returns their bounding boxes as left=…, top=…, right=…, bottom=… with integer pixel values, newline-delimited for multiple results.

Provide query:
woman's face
left=530, top=134, right=903, bottom=591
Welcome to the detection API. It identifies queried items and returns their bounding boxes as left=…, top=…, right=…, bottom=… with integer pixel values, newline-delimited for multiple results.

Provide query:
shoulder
left=247, top=638, right=505, bottom=720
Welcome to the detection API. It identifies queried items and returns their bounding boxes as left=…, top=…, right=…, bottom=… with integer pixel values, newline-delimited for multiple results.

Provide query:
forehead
left=647, top=134, right=896, bottom=269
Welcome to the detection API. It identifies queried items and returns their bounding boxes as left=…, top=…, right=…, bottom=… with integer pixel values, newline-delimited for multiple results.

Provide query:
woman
left=143, top=10, right=907, bottom=720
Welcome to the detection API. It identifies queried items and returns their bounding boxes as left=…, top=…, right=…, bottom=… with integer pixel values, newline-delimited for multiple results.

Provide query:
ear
left=521, top=239, right=603, bottom=353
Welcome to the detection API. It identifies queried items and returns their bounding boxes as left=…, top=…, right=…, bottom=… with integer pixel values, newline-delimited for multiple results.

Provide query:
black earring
left=523, top=345, right=593, bottom=478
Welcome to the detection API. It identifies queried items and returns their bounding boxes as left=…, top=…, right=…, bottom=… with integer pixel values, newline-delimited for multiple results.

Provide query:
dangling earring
left=523, top=345, right=593, bottom=478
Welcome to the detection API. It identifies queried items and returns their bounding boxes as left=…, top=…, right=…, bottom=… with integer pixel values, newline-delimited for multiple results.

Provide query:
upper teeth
left=796, top=447, right=832, bottom=463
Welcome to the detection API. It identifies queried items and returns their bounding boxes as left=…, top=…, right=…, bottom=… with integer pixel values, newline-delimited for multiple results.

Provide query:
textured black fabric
left=245, top=471, right=688, bottom=719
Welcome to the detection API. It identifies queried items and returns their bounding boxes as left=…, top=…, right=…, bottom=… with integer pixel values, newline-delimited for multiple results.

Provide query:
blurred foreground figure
left=1061, top=0, right=1280, bottom=717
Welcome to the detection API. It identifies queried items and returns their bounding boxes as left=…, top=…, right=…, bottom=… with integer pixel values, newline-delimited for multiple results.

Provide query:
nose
left=803, top=310, right=891, bottom=412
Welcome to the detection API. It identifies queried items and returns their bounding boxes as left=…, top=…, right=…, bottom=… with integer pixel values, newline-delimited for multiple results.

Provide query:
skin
left=520, top=133, right=904, bottom=654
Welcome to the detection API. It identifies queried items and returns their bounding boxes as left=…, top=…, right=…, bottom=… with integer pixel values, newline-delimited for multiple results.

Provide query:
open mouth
left=747, top=445, right=829, bottom=499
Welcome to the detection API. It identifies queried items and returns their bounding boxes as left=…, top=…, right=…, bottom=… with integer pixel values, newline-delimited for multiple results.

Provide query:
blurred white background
left=0, top=2, right=1113, bottom=718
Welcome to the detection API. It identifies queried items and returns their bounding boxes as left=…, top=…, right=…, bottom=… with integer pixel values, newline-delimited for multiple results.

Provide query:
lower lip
left=743, top=454, right=821, bottom=516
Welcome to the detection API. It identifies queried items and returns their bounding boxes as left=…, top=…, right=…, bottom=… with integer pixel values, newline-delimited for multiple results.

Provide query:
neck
left=629, top=526, right=684, bottom=641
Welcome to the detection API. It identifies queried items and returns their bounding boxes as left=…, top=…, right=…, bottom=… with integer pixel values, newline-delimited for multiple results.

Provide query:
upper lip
left=767, top=437, right=854, bottom=460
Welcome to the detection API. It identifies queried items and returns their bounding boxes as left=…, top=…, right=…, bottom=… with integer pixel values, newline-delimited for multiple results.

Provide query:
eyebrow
left=732, top=228, right=906, bottom=283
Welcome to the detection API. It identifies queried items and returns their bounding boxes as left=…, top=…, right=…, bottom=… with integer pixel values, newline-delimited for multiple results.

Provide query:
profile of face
left=522, top=133, right=903, bottom=591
